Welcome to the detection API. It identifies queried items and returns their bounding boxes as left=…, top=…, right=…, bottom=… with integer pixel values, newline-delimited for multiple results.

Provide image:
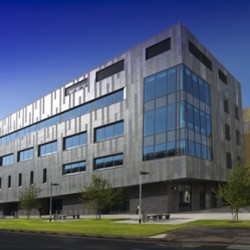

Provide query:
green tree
left=19, top=185, right=40, bottom=219
left=217, top=164, right=250, bottom=222
left=80, top=175, right=124, bottom=219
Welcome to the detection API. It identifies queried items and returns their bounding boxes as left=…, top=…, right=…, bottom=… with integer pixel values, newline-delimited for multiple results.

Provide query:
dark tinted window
left=30, top=171, right=34, bottom=185
left=236, top=130, right=241, bottom=145
left=189, top=41, right=212, bottom=71
left=224, top=99, right=229, bottom=113
left=225, top=124, right=231, bottom=141
left=96, top=60, right=124, bottom=81
left=8, top=176, right=11, bottom=188
left=43, top=169, right=47, bottom=183
left=18, top=173, right=22, bottom=187
left=235, top=105, right=239, bottom=120
left=94, top=154, right=123, bottom=170
left=218, top=69, right=228, bottom=84
left=65, top=79, right=88, bottom=96
left=146, top=38, right=171, bottom=60
left=226, top=152, right=232, bottom=169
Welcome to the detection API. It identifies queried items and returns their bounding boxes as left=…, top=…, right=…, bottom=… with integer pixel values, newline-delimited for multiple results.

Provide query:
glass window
left=43, top=169, right=47, bottom=183
left=94, top=98, right=105, bottom=110
left=204, top=83, right=210, bottom=106
left=236, top=130, right=241, bottom=145
left=155, top=71, right=167, bottom=97
left=8, top=176, right=11, bottom=188
left=39, top=141, right=57, bottom=156
left=143, top=146, right=154, bottom=161
left=235, top=105, right=239, bottom=120
left=18, top=173, right=22, bottom=187
left=95, top=121, right=124, bottom=142
left=192, top=74, right=199, bottom=99
left=224, top=99, right=229, bottom=113
left=155, top=107, right=166, bottom=133
left=167, top=141, right=176, bottom=156
left=187, top=104, right=194, bottom=130
left=144, top=110, right=155, bottom=136
left=168, top=67, right=176, bottom=94
left=18, top=148, right=33, bottom=161
left=155, top=143, right=166, bottom=159
left=62, top=161, right=86, bottom=175
left=194, top=108, right=200, bottom=133
left=207, top=147, right=212, bottom=161
left=142, top=64, right=213, bottom=162
left=167, top=104, right=175, bottom=131
left=201, top=145, right=207, bottom=159
left=206, top=114, right=212, bottom=137
left=188, top=140, right=195, bottom=156
left=200, top=111, right=206, bottom=135
left=113, top=89, right=124, bottom=103
left=144, top=75, right=155, bottom=101
left=96, top=128, right=104, bottom=142
left=114, top=122, right=124, bottom=137
left=180, top=65, right=185, bottom=90
left=114, top=154, right=123, bottom=166
left=185, top=68, right=193, bottom=95
left=105, top=94, right=114, bottom=106
left=199, top=79, right=205, bottom=103
left=30, top=171, right=34, bottom=185
left=180, top=101, right=186, bottom=128
left=95, top=158, right=104, bottom=170
left=79, top=103, right=90, bottom=115
left=94, top=154, right=123, bottom=170
left=225, top=124, right=231, bottom=141
left=64, top=132, right=86, bottom=150
left=226, top=152, right=232, bottom=169
left=1, top=154, right=14, bottom=166
left=179, top=140, right=187, bottom=155
left=104, top=156, right=114, bottom=168
left=104, top=125, right=113, bottom=139
left=195, top=143, right=201, bottom=158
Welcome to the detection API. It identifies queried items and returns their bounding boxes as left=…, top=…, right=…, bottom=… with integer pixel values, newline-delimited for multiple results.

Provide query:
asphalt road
left=0, top=231, right=247, bottom=250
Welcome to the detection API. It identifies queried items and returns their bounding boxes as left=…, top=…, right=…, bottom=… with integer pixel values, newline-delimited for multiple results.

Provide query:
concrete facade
left=243, top=108, right=250, bottom=167
left=0, top=23, right=243, bottom=215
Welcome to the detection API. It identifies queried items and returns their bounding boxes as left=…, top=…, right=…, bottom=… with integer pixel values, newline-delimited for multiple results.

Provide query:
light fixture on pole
left=49, top=182, right=59, bottom=222
left=139, top=171, right=149, bottom=224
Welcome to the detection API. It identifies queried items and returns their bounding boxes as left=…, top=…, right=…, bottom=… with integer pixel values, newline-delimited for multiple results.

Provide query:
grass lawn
left=0, top=218, right=183, bottom=237
left=0, top=218, right=249, bottom=238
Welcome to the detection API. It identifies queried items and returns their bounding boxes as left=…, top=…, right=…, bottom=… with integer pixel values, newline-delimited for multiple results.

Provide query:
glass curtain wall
left=143, top=64, right=212, bottom=161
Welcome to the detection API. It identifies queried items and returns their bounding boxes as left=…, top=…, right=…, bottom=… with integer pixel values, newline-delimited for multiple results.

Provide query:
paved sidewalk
left=163, top=226, right=250, bottom=245
left=149, top=207, right=250, bottom=245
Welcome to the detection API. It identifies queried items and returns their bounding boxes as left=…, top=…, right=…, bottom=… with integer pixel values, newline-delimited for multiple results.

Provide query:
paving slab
left=164, top=226, right=250, bottom=245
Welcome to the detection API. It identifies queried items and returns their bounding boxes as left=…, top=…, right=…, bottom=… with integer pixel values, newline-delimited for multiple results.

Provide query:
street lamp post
left=49, top=182, right=59, bottom=222
left=139, top=171, right=149, bottom=224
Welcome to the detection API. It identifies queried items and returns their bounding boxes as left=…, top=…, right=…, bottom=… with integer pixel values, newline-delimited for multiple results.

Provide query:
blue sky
left=0, top=0, right=249, bottom=119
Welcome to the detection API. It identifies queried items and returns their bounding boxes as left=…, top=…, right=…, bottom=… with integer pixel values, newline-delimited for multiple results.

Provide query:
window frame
left=94, top=121, right=124, bottom=143
left=38, top=141, right=57, bottom=157
left=93, top=153, right=123, bottom=171
left=62, top=161, right=86, bottom=176
left=18, top=148, right=34, bottom=162
left=63, top=132, right=87, bottom=150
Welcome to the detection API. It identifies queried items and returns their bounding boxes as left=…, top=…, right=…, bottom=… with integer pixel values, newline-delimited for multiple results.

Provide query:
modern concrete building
left=243, top=108, right=250, bottom=167
left=0, top=23, right=243, bottom=216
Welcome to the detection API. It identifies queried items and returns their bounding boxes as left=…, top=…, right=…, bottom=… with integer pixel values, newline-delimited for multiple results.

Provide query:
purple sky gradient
left=0, top=0, right=249, bottom=119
